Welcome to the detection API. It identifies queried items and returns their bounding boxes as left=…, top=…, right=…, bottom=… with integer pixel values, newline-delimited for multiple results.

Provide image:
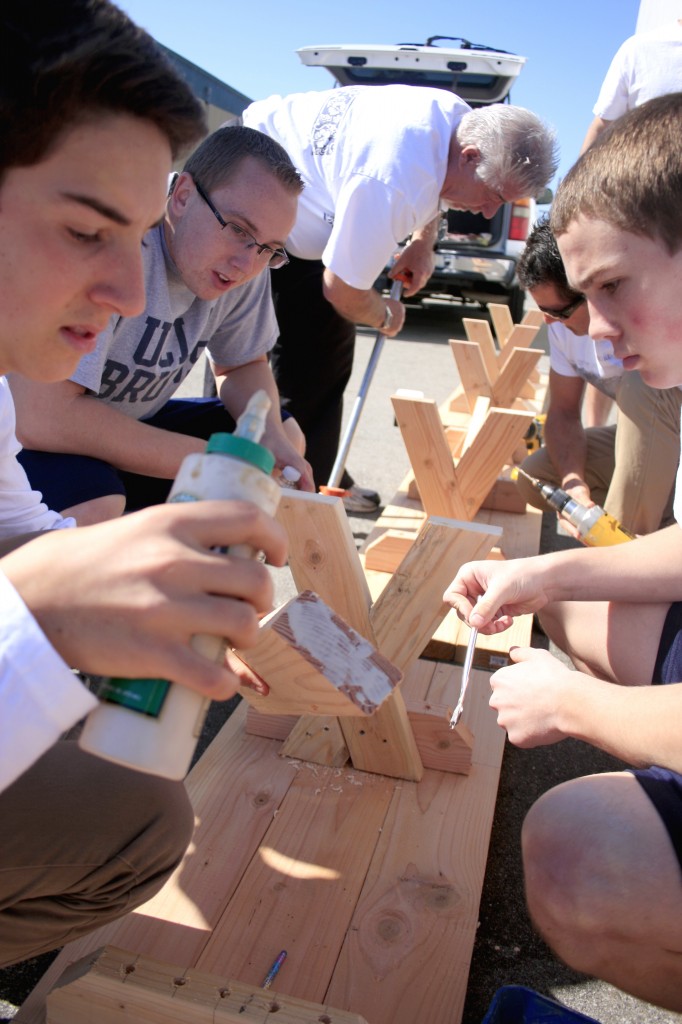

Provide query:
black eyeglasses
left=536, top=294, right=586, bottom=321
left=194, top=180, right=289, bottom=270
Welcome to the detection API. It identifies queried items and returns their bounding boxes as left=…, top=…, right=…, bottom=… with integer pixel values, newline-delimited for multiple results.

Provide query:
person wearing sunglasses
left=10, top=126, right=313, bottom=525
left=515, top=218, right=681, bottom=538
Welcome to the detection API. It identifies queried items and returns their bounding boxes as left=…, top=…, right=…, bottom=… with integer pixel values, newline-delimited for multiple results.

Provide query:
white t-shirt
left=0, top=571, right=96, bottom=791
left=593, top=24, right=682, bottom=120
left=0, top=378, right=93, bottom=791
left=0, top=377, right=74, bottom=536
left=243, top=85, right=470, bottom=290
left=548, top=322, right=623, bottom=398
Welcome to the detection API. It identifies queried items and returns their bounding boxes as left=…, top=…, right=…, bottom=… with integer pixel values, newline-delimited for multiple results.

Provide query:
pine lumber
left=23, top=660, right=505, bottom=1024
left=46, top=946, right=369, bottom=1024
left=236, top=591, right=401, bottom=718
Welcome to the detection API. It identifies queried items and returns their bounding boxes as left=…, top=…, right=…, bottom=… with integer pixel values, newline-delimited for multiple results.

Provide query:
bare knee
left=63, top=493, right=126, bottom=525
left=522, top=781, right=622, bottom=958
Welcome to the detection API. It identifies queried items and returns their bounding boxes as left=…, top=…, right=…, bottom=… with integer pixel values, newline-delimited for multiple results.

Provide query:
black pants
left=270, top=255, right=356, bottom=488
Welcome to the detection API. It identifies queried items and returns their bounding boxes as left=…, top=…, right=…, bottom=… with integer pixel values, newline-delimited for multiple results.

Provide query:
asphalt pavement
left=1, top=298, right=680, bottom=1023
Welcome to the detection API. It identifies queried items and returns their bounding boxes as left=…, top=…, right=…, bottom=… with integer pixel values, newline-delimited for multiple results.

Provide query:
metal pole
left=326, top=278, right=403, bottom=489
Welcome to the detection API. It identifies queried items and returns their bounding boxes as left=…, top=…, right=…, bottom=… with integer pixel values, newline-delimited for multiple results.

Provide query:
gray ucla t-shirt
left=71, top=224, right=278, bottom=419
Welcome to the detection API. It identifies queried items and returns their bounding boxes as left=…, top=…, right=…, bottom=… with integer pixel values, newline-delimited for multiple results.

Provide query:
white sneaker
left=342, top=484, right=381, bottom=513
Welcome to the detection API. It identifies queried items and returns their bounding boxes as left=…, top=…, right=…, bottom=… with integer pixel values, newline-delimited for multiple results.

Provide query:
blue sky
left=120, top=0, right=640, bottom=190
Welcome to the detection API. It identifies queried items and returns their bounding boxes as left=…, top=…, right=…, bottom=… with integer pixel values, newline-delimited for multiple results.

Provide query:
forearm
left=11, top=378, right=203, bottom=479
left=322, top=270, right=388, bottom=328
left=543, top=409, right=589, bottom=490
left=560, top=674, right=682, bottom=772
left=534, top=523, right=682, bottom=605
left=215, top=356, right=280, bottom=427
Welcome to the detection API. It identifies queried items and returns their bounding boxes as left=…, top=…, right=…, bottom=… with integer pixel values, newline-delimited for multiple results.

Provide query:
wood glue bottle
left=78, top=390, right=281, bottom=779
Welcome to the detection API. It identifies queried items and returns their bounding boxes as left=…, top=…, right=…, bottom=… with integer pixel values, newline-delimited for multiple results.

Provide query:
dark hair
left=552, top=92, right=682, bottom=254
left=516, top=217, right=578, bottom=302
left=183, top=126, right=304, bottom=196
left=0, top=0, right=207, bottom=179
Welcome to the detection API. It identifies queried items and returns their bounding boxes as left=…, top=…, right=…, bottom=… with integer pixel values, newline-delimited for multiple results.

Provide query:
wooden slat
left=497, top=323, right=539, bottom=371
left=391, top=395, right=467, bottom=519
left=324, top=671, right=506, bottom=1024
left=195, top=765, right=395, bottom=1002
left=488, top=301, right=515, bottom=346
left=370, top=518, right=501, bottom=672
left=448, top=340, right=491, bottom=411
left=462, top=318, right=499, bottom=382
left=491, top=348, right=542, bottom=408
left=277, top=489, right=423, bottom=782
left=454, top=408, right=534, bottom=519
left=47, top=946, right=370, bottom=1024
left=522, top=307, right=545, bottom=328
left=237, top=592, right=401, bottom=718
left=16, top=704, right=299, bottom=1022
left=277, top=491, right=373, bottom=633
left=276, top=491, right=372, bottom=765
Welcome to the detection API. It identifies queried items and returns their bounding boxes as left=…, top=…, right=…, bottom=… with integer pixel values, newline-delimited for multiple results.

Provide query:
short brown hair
left=1, top=0, right=206, bottom=180
left=551, top=92, right=682, bottom=254
left=183, top=126, right=304, bottom=196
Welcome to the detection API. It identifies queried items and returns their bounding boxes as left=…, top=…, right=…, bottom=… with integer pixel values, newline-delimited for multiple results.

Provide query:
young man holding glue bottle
left=0, top=0, right=286, bottom=969
left=444, top=94, right=682, bottom=1010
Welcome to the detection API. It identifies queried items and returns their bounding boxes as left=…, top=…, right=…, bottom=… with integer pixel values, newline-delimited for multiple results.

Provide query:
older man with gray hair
left=242, top=85, right=558, bottom=508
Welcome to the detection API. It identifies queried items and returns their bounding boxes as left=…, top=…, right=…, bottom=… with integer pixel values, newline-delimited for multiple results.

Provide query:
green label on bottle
left=96, top=677, right=170, bottom=716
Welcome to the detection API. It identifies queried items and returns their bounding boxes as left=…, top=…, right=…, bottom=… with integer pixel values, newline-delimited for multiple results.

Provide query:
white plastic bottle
left=78, top=391, right=281, bottom=779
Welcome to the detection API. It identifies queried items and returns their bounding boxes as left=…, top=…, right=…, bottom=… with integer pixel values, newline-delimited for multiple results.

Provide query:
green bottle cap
left=205, top=432, right=275, bottom=475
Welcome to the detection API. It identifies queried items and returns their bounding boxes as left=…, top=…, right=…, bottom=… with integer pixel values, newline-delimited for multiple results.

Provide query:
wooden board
left=19, top=662, right=506, bottom=1024
left=47, top=946, right=370, bottom=1024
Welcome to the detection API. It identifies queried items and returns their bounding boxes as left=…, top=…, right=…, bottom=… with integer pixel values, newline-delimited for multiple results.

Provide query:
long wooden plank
left=324, top=671, right=506, bottom=1024
left=16, top=704, right=299, bottom=1023
left=391, top=395, right=467, bottom=519
left=195, top=764, right=395, bottom=1002
left=47, top=946, right=370, bottom=1024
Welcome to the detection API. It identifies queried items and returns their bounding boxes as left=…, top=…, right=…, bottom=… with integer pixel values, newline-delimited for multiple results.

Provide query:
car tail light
left=509, top=198, right=531, bottom=241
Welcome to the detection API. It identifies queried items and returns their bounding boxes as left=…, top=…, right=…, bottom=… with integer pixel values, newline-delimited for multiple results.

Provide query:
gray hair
left=456, top=104, right=558, bottom=198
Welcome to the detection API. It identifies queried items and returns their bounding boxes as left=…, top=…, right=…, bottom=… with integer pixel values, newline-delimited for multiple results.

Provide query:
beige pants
left=517, top=372, right=682, bottom=535
left=0, top=740, right=193, bottom=967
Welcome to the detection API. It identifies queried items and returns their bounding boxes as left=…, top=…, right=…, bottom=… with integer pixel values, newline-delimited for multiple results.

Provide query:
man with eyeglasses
left=10, top=126, right=314, bottom=524
left=515, top=219, right=680, bottom=537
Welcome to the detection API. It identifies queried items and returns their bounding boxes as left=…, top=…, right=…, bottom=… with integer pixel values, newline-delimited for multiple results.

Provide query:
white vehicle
left=297, top=36, right=549, bottom=319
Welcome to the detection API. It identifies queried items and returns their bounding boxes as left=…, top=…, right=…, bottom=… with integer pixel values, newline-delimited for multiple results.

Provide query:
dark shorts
left=17, top=397, right=269, bottom=513
left=630, top=601, right=682, bottom=869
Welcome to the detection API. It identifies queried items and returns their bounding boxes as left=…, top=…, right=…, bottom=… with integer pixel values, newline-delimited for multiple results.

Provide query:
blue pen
left=262, top=949, right=287, bottom=990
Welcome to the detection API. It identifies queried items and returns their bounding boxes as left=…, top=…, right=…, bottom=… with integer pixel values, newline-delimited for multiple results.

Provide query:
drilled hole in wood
left=173, top=976, right=187, bottom=986
left=268, top=1001, right=280, bottom=1012
left=318, top=1016, right=332, bottom=1023
left=124, top=964, right=135, bottom=975
left=219, top=987, right=231, bottom=998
